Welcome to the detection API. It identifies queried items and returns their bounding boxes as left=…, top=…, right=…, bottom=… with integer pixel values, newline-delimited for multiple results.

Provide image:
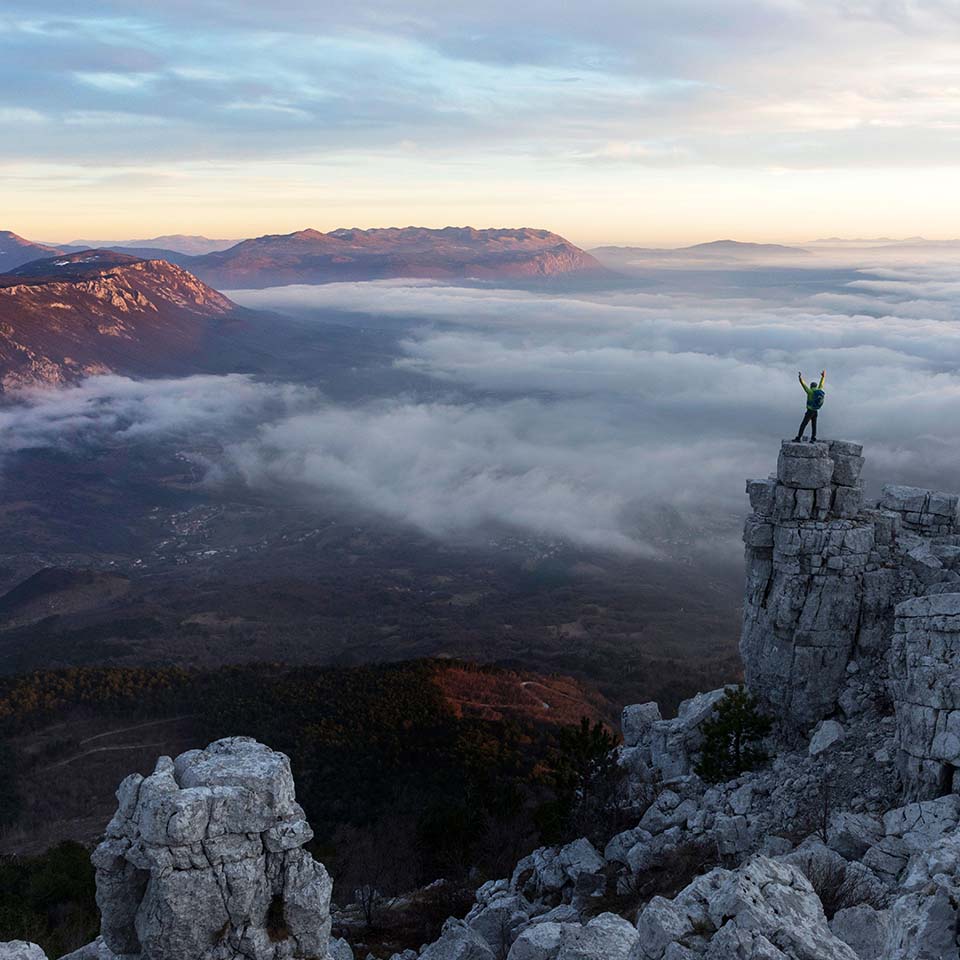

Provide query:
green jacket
left=800, top=374, right=825, bottom=411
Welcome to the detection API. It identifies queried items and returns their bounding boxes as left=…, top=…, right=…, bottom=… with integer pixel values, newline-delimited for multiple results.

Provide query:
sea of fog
left=7, top=251, right=960, bottom=559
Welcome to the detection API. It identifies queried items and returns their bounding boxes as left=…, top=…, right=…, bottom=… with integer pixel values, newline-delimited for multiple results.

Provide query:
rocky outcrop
left=0, top=251, right=239, bottom=389
left=636, top=855, right=860, bottom=959
left=0, top=945, right=47, bottom=960
left=741, top=439, right=960, bottom=734
left=92, top=737, right=333, bottom=960
left=891, top=593, right=960, bottom=798
left=620, top=690, right=725, bottom=785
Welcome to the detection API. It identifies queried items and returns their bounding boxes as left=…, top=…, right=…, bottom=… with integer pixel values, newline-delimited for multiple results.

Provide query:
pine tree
left=695, top=686, right=772, bottom=783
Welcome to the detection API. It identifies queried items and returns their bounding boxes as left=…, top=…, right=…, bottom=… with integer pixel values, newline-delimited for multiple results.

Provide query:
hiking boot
left=793, top=436, right=802, bottom=442
left=809, top=437, right=818, bottom=442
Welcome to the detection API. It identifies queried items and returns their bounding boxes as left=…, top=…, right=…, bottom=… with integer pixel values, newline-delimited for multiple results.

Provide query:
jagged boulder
left=510, top=839, right=605, bottom=904
left=420, top=919, right=495, bottom=960
left=0, top=945, right=46, bottom=960
left=59, top=941, right=115, bottom=960
left=809, top=720, right=845, bottom=756
left=90, top=737, right=332, bottom=960
left=619, top=688, right=727, bottom=784
left=506, top=913, right=639, bottom=960
left=465, top=887, right=535, bottom=956
left=636, top=855, right=859, bottom=960
left=827, top=812, right=883, bottom=860
left=621, top=702, right=662, bottom=748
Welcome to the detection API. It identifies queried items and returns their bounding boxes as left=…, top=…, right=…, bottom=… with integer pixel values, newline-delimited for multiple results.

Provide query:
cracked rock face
left=92, top=737, right=332, bottom=960
left=741, top=440, right=960, bottom=734
left=891, top=593, right=960, bottom=799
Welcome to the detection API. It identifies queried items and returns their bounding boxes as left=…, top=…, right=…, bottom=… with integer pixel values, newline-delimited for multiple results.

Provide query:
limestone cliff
left=741, top=439, right=960, bottom=737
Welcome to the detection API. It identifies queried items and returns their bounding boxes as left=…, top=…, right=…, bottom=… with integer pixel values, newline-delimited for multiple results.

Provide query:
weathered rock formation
left=742, top=439, right=960, bottom=734
left=891, top=593, right=960, bottom=799
left=0, top=945, right=48, bottom=960
left=93, top=737, right=333, bottom=960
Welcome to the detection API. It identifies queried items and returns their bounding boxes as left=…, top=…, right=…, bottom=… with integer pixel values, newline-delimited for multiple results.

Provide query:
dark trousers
left=795, top=409, right=818, bottom=440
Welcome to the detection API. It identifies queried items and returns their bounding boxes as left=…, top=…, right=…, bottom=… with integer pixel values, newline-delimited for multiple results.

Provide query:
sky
left=4, top=1, right=960, bottom=245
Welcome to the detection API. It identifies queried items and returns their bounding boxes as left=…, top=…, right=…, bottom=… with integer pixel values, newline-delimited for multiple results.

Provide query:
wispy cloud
left=6, top=2, right=960, bottom=239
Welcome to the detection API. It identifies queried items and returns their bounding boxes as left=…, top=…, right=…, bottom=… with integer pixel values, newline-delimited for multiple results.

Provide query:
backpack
left=810, top=388, right=825, bottom=410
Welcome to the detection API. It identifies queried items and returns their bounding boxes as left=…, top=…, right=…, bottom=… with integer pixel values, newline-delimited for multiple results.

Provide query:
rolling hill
left=591, top=238, right=810, bottom=268
left=0, top=231, right=65, bottom=273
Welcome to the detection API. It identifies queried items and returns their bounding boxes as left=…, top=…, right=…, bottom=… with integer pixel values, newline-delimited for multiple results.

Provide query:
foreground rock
left=94, top=737, right=333, bottom=960
left=0, top=945, right=47, bottom=960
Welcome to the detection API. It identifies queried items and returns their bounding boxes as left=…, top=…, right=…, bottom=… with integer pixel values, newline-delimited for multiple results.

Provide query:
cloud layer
left=222, top=254, right=960, bottom=553
left=0, top=373, right=310, bottom=459
left=5, top=255, right=960, bottom=558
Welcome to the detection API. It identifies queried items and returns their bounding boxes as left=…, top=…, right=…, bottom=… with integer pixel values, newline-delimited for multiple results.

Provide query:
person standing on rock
left=794, top=370, right=826, bottom=442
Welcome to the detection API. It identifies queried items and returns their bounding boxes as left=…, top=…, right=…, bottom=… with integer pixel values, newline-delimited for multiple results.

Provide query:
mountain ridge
left=0, top=231, right=65, bottom=273
left=183, top=225, right=612, bottom=288
left=0, top=250, right=242, bottom=390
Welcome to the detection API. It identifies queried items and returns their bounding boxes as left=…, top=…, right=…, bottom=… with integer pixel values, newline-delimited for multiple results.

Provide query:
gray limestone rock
left=510, top=839, right=605, bottom=903
left=621, top=702, right=662, bottom=748
left=827, top=812, right=883, bottom=859
left=421, top=920, right=496, bottom=960
left=829, top=440, right=864, bottom=459
left=466, top=892, right=533, bottom=955
left=328, top=938, right=354, bottom=960
left=809, top=720, right=845, bottom=756
left=882, top=485, right=959, bottom=535
left=506, top=923, right=562, bottom=960
left=830, top=442, right=865, bottom=487
left=742, top=441, right=959, bottom=733
left=92, top=737, right=332, bottom=960
left=884, top=885, right=960, bottom=960
left=829, top=905, right=889, bottom=959
left=778, top=450, right=835, bottom=490
left=890, top=594, right=960, bottom=797
left=747, top=478, right=777, bottom=516
left=505, top=914, right=640, bottom=960
left=635, top=855, right=858, bottom=960
left=59, top=940, right=115, bottom=960
left=0, top=946, right=47, bottom=960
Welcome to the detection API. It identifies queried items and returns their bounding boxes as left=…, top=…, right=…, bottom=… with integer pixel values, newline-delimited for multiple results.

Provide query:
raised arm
left=818, top=370, right=825, bottom=388
left=798, top=371, right=808, bottom=391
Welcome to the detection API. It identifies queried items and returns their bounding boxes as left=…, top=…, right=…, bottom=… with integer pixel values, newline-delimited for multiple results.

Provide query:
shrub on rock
left=694, top=686, right=772, bottom=783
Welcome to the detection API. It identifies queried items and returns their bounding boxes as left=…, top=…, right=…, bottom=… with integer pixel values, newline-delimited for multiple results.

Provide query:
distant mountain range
left=63, top=234, right=239, bottom=256
left=0, top=231, right=64, bottom=273
left=11, top=226, right=611, bottom=289
left=0, top=225, right=616, bottom=388
left=591, top=239, right=810, bottom=266
left=183, top=226, right=611, bottom=288
left=0, top=250, right=244, bottom=389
